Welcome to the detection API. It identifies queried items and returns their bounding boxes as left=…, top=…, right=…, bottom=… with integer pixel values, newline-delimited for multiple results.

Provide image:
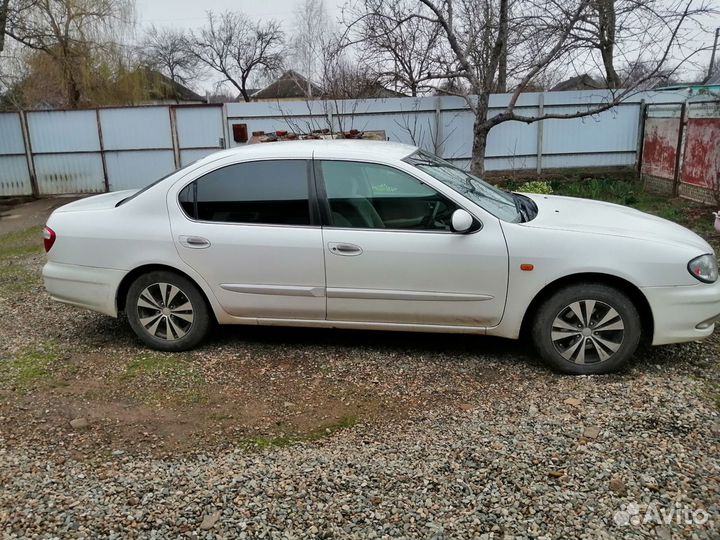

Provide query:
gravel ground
left=0, top=201, right=719, bottom=539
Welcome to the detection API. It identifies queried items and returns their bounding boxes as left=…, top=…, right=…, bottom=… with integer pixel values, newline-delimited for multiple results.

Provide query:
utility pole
left=707, top=27, right=720, bottom=83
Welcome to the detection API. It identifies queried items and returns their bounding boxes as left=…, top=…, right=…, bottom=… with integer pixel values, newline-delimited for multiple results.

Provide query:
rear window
left=179, top=160, right=312, bottom=226
left=116, top=161, right=198, bottom=207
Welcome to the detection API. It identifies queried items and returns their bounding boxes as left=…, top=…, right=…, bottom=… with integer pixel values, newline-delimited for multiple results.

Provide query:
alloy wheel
left=136, top=282, right=194, bottom=341
left=550, top=299, right=625, bottom=364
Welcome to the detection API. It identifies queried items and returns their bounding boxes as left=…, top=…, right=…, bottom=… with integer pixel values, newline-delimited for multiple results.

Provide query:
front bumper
left=42, top=261, right=127, bottom=317
left=642, top=281, right=720, bottom=345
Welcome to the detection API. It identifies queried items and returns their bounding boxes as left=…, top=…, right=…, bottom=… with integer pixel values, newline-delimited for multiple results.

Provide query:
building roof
left=251, top=70, right=323, bottom=100
left=235, top=90, right=260, bottom=101
left=551, top=74, right=606, bottom=92
left=352, top=82, right=406, bottom=99
left=142, top=69, right=204, bottom=102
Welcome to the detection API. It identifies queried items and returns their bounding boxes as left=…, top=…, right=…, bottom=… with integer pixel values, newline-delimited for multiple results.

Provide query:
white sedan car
left=42, top=140, right=719, bottom=374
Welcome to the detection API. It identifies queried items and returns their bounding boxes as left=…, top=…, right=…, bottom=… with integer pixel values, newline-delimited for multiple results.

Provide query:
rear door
left=168, top=159, right=326, bottom=320
left=316, top=159, right=508, bottom=327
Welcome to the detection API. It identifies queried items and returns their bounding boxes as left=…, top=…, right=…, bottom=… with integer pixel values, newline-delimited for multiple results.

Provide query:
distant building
left=551, top=74, right=606, bottom=92
left=133, top=69, right=205, bottom=105
left=234, top=90, right=260, bottom=102
left=351, top=82, right=406, bottom=99
left=251, top=70, right=323, bottom=102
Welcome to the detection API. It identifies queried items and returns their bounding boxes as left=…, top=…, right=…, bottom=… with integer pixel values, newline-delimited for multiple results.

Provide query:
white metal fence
left=0, top=90, right=693, bottom=197
left=0, top=104, right=225, bottom=196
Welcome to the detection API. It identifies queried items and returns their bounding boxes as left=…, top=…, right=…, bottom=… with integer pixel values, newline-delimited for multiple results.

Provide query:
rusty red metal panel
left=680, top=118, right=720, bottom=188
left=641, top=118, right=680, bottom=179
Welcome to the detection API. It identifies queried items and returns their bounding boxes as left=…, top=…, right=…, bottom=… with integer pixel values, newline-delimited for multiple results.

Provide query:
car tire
left=126, top=271, right=211, bottom=352
left=531, top=283, right=642, bottom=375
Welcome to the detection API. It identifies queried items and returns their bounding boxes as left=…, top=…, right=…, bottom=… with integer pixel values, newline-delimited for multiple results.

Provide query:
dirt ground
left=0, top=196, right=83, bottom=235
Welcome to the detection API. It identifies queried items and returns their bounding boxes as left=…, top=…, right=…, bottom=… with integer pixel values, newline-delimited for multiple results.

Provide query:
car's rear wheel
left=531, top=283, right=642, bottom=374
left=126, top=271, right=210, bottom=351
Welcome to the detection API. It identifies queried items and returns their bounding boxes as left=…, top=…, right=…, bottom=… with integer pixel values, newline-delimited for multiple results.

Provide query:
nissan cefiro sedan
left=42, top=140, right=720, bottom=374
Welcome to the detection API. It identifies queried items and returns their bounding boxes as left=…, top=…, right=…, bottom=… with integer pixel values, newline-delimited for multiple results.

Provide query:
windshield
left=404, top=150, right=521, bottom=222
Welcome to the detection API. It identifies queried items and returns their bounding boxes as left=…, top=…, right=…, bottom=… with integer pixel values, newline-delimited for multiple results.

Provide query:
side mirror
left=451, top=209, right=474, bottom=233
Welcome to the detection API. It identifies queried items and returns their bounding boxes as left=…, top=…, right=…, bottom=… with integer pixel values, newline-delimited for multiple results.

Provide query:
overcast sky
left=134, top=0, right=345, bottom=93
left=135, top=0, right=344, bottom=31
left=134, top=0, right=720, bottom=94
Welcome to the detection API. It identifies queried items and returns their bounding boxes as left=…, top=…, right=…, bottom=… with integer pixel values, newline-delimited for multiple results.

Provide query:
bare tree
left=571, top=0, right=713, bottom=89
left=0, top=0, right=9, bottom=53
left=348, top=0, right=715, bottom=176
left=291, top=0, right=330, bottom=97
left=618, top=61, right=678, bottom=89
left=347, top=0, right=445, bottom=96
left=313, top=31, right=378, bottom=99
left=138, top=25, right=200, bottom=101
left=190, top=11, right=285, bottom=102
left=4, top=0, right=135, bottom=108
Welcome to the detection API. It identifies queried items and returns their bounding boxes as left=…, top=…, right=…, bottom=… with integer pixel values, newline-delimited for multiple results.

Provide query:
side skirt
left=219, top=316, right=489, bottom=335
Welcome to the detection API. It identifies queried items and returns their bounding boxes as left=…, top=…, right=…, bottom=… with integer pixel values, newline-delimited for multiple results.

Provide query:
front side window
left=404, top=150, right=521, bottom=222
left=320, top=160, right=458, bottom=231
left=179, top=160, right=311, bottom=225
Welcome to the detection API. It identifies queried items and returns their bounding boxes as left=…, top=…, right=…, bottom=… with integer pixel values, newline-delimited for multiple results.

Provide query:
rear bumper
left=42, top=261, right=126, bottom=317
left=642, top=281, right=720, bottom=345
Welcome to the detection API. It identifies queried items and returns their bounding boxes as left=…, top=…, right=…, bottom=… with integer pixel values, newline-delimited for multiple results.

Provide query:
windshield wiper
left=512, top=193, right=539, bottom=223
left=512, top=193, right=527, bottom=222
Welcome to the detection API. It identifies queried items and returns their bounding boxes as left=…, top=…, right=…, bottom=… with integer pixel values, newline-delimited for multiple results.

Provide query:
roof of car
left=201, top=140, right=419, bottom=164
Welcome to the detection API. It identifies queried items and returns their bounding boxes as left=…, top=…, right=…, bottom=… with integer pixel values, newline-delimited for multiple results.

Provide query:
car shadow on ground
left=74, top=308, right=713, bottom=377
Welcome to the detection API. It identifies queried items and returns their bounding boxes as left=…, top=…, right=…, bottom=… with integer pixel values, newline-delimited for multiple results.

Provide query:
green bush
left=517, top=180, right=553, bottom=194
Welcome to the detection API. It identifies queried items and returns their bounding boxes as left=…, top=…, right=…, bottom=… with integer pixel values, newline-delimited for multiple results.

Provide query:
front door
left=317, top=159, right=508, bottom=327
left=168, top=159, right=326, bottom=320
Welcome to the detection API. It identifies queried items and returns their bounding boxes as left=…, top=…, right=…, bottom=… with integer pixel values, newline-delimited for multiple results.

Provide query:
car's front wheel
left=531, top=283, right=642, bottom=374
left=126, top=271, right=211, bottom=351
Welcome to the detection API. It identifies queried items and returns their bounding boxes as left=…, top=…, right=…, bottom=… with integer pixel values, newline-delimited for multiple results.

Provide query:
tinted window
left=180, top=160, right=311, bottom=225
left=320, top=161, right=458, bottom=231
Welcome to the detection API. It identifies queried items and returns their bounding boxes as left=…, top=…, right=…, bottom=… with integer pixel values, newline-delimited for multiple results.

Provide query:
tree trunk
left=596, top=0, right=620, bottom=88
left=67, top=76, right=81, bottom=108
left=0, top=0, right=9, bottom=53
left=496, top=0, right=509, bottom=92
left=63, top=62, right=82, bottom=109
left=239, top=81, right=251, bottom=102
left=470, top=94, right=491, bottom=177
left=470, top=119, right=490, bottom=177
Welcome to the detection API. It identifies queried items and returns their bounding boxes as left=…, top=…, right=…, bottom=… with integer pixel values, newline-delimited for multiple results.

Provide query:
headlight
left=688, top=254, right=718, bottom=283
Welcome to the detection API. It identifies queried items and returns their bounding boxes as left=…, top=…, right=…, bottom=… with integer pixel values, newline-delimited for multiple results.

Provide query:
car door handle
left=328, top=242, right=363, bottom=256
left=179, top=235, right=211, bottom=249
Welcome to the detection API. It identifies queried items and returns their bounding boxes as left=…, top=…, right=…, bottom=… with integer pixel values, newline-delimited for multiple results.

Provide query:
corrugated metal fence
left=0, top=90, right=692, bottom=197
left=224, top=92, right=650, bottom=172
left=641, top=97, right=720, bottom=203
left=0, top=104, right=225, bottom=196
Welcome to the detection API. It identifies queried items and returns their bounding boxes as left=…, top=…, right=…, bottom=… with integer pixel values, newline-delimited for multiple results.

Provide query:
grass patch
left=0, top=342, right=61, bottom=390
left=242, top=416, right=358, bottom=449
left=0, top=226, right=44, bottom=296
left=0, top=226, right=44, bottom=259
left=0, top=262, right=42, bottom=295
left=120, top=353, right=208, bottom=405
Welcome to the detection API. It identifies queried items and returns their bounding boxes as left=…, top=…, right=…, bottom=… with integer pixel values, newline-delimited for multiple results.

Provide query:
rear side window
left=179, top=160, right=311, bottom=225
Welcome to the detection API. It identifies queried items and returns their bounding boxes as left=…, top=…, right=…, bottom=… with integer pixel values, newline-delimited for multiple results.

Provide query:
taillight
left=43, top=226, right=56, bottom=252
